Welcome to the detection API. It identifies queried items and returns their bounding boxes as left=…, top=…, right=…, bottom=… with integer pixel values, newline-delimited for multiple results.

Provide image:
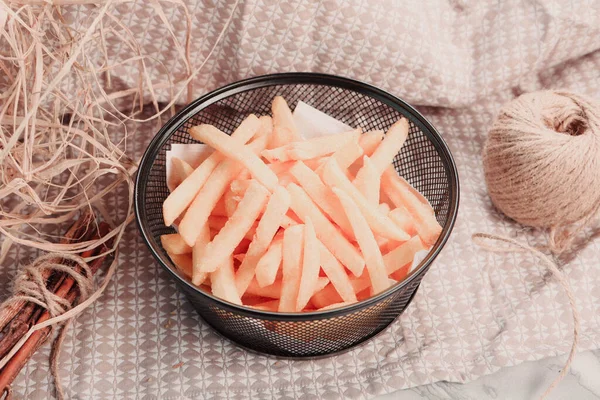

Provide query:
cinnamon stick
left=0, top=212, right=93, bottom=332
left=0, top=224, right=99, bottom=360
left=0, top=253, right=109, bottom=395
left=0, top=220, right=111, bottom=394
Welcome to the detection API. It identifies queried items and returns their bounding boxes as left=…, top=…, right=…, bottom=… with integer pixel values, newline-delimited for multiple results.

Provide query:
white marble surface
left=375, top=350, right=600, bottom=399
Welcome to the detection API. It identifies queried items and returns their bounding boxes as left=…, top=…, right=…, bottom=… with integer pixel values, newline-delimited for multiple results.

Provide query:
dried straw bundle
left=0, top=0, right=238, bottom=396
left=0, top=0, right=195, bottom=258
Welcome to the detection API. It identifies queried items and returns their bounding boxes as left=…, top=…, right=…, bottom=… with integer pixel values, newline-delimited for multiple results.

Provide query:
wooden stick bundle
left=0, top=213, right=113, bottom=397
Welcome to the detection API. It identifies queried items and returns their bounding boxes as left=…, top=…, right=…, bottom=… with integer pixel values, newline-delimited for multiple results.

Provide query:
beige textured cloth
left=3, top=1, right=600, bottom=399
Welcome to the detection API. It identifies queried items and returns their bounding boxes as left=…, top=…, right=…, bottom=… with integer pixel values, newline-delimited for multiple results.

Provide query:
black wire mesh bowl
left=135, top=73, right=459, bottom=357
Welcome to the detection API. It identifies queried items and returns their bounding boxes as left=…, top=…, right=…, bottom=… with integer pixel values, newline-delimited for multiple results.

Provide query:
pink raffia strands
left=0, top=0, right=239, bottom=396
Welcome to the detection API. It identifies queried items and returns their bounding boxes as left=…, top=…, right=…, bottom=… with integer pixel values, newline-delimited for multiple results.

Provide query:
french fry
left=179, top=162, right=245, bottom=245
left=374, top=204, right=393, bottom=252
left=168, top=157, right=194, bottom=191
left=237, top=169, right=252, bottom=180
left=389, top=206, right=417, bottom=237
left=223, top=189, right=239, bottom=216
left=198, top=181, right=270, bottom=273
left=318, top=242, right=357, bottom=303
left=328, top=138, right=364, bottom=171
left=307, top=298, right=318, bottom=310
left=333, top=188, right=390, bottom=294
left=264, top=276, right=326, bottom=311
left=199, top=279, right=212, bottom=290
left=310, top=271, right=371, bottom=309
left=240, top=294, right=271, bottom=306
left=317, top=301, right=355, bottom=311
left=288, top=161, right=354, bottom=238
left=346, top=160, right=361, bottom=181
left=313, top=276, right=329, bottom=292
left=162, top=115, right=260, bottom=226
left=163, top=153, right=223, bottom=227
left=302, top=157, right=325, bottom=171
left=267, top=161, right=295, bottom=175
left=383, top=236, right=427, bottom=275
left=230, top=179, right=252, bottom=197
left=322, top=159, right=410, bottom=241
left=384, top=166, right=434, bottom=211
left=378, top=203, right=391, bottom=214
left=160, top=233, right=192, bottom=255
left=296, top=218, right=321, bottom=311
left=375, top=236, right=391, bottom=254
left=261, top=145, right=290, bottom=163
left=381, top=167, right=442, bottom=245
left=356, top=287, right=371, bottom=301
left=262, top=129, right=360, bottom=162
left=311, top=289, right=338, bottom=310
left=358, top=130, right=384, bottom=156
left=280, top=213, right=301, bottom=229
left=353, top=156, right=380, bottom=205
left=236, top=186, right=291, bottom=295
left=390, top=263, right=411, bottom=282
left=259, top=115, right=273, bottom=139
left=349, top=272, right=373, bottom=294
left=233, top=238, right=251, bottom=255
left=168, top=253, right=193, bottom=279
left=251, top=299, right=280, bottom=312
left=190, top=124, right=278, bottom=190
left=279, top=224, right=304, bottom=312
left=379, top=188, right=395, bottom=209
left=384, top=240, right=408, bottom=256
left=286, top=129, right=360, bottom=160
left=230, top=114, right=263, bottom=143
left=207, top=216, right=257, bottom=240
left=179, top=138, right=268, bottom=246
left=287, top=183, right=365, bottom=277
left=277, top=171, right=295, bottom=187
left=246, top=278, right=282, bottom=299
left=255, top=238, right=283, bottom=287
left=272, top=96, right=301, bottom=144
left=192, top=223, right=211, bottom=286
left=269, top=126, right=294, bottom=149
left=210, top=255, right=242, bottom=305
left=370, top=119, right=409, bottom=175
left=169, top=144, right=214, bottom=169
left=212, top=195, right=229, bottom=217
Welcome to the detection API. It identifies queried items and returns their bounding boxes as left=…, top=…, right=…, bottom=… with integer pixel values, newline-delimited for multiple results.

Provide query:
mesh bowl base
left=191, top=284, right=421, bottom=358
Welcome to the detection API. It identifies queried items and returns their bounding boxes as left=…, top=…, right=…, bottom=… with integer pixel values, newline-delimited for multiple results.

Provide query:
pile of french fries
left=160, top=96, right=442, bottom=313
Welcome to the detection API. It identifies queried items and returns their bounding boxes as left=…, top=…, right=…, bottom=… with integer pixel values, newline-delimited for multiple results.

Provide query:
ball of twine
left=477, top=90, right=600, bottom=398
left=483, top=90, right=600, bottom=253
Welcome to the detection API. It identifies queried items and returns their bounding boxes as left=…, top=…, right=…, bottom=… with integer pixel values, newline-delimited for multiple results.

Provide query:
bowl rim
left=135, top=72, right=460, bottom=321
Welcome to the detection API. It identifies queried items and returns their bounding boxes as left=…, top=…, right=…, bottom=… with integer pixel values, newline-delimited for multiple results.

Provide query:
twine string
left=472, top=233, right=580, bottom=400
